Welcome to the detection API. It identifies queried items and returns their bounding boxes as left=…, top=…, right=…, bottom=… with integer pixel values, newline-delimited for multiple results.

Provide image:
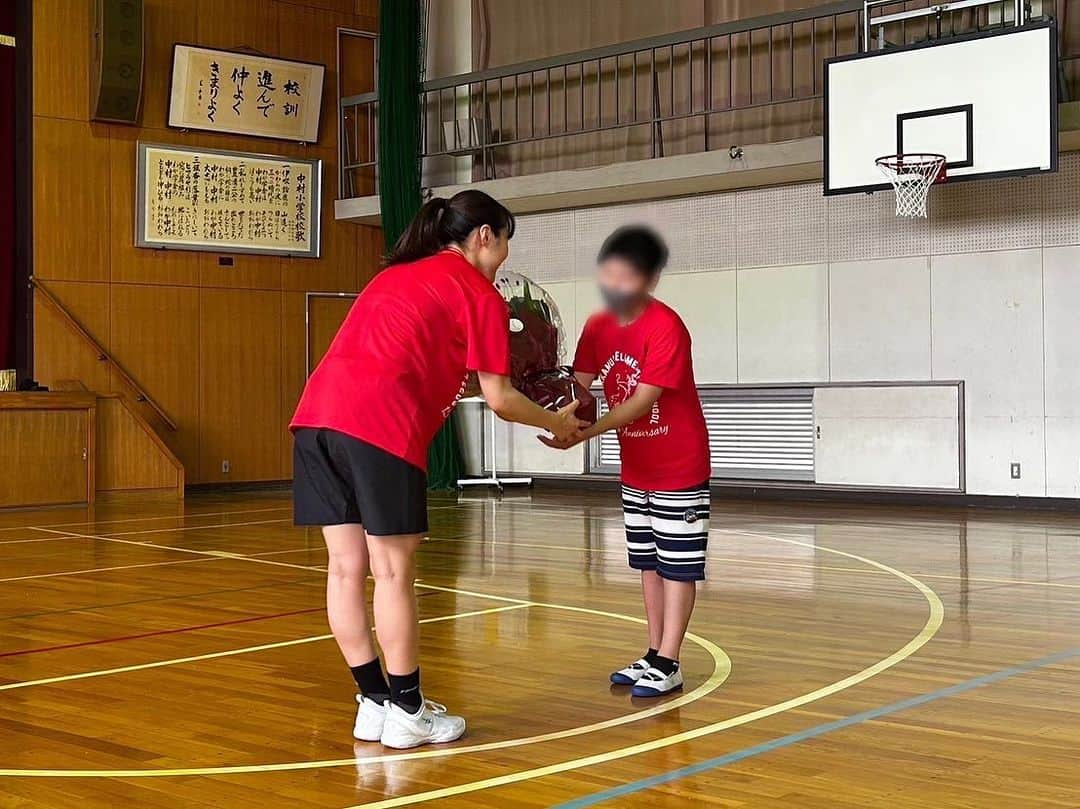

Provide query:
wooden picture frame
left=168, top=44, right=325, bottom=144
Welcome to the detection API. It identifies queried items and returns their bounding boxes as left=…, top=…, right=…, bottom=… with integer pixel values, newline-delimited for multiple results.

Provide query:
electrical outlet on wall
left=222, top=460, right=231, bottom=474
left=1010, top=462, right=1021, bottom=480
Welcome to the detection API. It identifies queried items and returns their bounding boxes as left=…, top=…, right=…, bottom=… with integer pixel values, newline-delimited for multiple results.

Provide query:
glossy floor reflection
left=0, top=488, right=1077, bottom=807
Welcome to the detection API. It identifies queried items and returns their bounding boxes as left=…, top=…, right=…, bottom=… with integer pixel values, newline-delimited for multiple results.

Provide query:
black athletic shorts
left=292, top=428, right=428, bottom=535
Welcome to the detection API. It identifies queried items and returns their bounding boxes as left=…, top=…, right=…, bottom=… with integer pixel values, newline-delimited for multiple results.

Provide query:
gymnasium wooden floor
left=0, top=488, right=1077, bottom=808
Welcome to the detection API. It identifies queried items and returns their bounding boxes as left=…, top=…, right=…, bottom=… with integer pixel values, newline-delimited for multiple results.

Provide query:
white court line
left=0, top=518, right=295, bottom=547
left=0, top=506, right=294, bottom=534
left=0, top=547, right=324, bottom=585
left=105, top=518, right=291, bottom=538
left=0, top=604, right=531, bottom=692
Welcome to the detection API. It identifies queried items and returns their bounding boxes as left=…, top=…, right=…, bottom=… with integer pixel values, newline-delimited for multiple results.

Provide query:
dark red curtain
left=0, top=4, right=15, bottom=369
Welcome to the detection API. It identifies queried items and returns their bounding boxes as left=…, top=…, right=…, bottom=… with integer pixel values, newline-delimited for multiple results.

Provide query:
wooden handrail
left=32, top=278, right=179, bottom=432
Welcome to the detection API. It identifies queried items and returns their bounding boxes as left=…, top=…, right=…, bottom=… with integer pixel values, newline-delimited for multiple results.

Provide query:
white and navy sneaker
left=380, top=699, right=466, bottom=749
left=610, top=657, right=652, bottom=685
left=630, top=665, right=684, bottom=698
left=353, top=695, right=388, bottom=742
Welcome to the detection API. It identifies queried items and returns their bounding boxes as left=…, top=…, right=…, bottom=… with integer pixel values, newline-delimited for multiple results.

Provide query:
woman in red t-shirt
left=291, top=190, right=584, bottom=749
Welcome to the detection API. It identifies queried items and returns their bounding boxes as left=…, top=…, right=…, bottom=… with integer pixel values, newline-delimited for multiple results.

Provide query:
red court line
left=0, top=606, right=325, bottom=659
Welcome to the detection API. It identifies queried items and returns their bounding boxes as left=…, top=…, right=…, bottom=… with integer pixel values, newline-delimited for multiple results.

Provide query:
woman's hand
left=548, top=400, right=587, bottom=442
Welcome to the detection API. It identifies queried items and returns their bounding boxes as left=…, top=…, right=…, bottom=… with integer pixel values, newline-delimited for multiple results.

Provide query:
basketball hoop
left=875, top=153, right=947, bottom=218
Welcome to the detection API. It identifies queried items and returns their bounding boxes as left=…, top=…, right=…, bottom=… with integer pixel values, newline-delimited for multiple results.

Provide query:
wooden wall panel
left=196, top=0, right=280, bottom=55
left=33, top=281, right=113, bottom=393
left=97, top=397, right=183, bottom=492
left=280, top=0, right=355, bottom=14
left=309, top=294, right=355, bottom=366
left=358, top=225, right=384, bottom=288
left=354, top=0, right=379, bottom=28
left=109, top=284, right=201, bottom=472
left=34, top=118, right=111, bottom=282
left=32, top=0, right=378, bottom=486
left=199, top=289, right=285, bottom=482
left=32, top=0, right=91, bottom=120
left=140, top=0, right=199, bottom=130
left=281, top=292, right=308, bottom=475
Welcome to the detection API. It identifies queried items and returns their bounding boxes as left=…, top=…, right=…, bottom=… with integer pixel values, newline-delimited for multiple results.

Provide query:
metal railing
left=339, top=0, right=1078, bottom=194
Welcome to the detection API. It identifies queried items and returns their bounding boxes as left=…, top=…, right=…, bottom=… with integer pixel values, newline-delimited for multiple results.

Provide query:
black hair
left=597, top=225, right=669, bottom=278
left=386, top=189, right=516, bottom=266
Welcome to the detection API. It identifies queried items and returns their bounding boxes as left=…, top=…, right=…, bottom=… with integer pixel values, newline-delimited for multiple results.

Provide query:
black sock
left=652, top=655, right=679, bottom=676
left=644, top=648, right=660, bottom=666
left=388, top=667, right=423, bottom=713
left=350, top=658, right=390, bottom=704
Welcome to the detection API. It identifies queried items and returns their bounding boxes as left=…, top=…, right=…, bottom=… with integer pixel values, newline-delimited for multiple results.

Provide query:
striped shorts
left=622, top=482, right=711, bottom=582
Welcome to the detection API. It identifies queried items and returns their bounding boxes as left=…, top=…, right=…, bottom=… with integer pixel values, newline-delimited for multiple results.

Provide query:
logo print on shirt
left=684, top=508, right=699, bottom=524
left=441, top=373, right=470, bottom=418
left=599, top=350, right=666, bottom=437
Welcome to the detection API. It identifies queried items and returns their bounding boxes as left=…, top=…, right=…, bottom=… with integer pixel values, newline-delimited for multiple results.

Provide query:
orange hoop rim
left=875, top=153, right=948, bottom=183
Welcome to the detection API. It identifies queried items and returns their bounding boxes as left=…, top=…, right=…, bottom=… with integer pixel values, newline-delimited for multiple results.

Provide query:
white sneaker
left=379, top=699, right=466, bottom=749
left=610, top=657, right=652, bottom=685
left=631, top=666, right=684, bottom=698
left=353, top=695, right=388, bottom=742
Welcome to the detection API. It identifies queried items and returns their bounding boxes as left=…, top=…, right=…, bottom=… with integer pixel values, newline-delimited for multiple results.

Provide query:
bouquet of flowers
left=493, top=271, right=596, bottom=424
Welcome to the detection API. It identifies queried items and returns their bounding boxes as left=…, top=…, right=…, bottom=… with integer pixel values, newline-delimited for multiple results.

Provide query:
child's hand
left=538, top=431, right=586, bottom=450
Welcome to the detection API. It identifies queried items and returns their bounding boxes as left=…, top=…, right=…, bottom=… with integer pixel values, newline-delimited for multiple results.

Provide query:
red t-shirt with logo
left=574, top=299, right=711, bottom=491
left=290, top=250, right=510, bottom=471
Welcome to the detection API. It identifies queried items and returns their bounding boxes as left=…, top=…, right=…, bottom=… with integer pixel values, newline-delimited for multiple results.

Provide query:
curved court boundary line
left=347, top=531, right=946, bottom=808
left=0, top=600, right=731, bottom=777
left=0, top=529, right=941, bottom=800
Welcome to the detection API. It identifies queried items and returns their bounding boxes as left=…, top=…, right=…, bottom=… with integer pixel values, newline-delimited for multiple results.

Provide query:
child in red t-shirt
left=543, top=226, right=711, bottom=697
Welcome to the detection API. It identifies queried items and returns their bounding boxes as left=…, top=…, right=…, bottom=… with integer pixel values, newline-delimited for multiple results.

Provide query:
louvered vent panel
left=591, top=388, right=814, bottom=482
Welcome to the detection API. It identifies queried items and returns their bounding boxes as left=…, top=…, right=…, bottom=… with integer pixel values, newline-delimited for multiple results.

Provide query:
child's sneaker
left=610, top=657, right=652, bottom=685
left=630, top=665, right=684, bottom=697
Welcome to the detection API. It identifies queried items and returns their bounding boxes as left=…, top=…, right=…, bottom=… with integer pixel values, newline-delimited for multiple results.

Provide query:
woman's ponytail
left=386, top=197, right=449, bottom=266
left=385, top=189, right=515, bottom=267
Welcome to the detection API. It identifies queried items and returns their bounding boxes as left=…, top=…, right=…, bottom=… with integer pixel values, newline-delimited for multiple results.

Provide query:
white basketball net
left=875, top=154, right=947, bottom=218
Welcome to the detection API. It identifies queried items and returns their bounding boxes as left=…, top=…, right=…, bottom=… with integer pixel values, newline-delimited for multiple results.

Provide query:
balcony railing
left=339, top=0, right=1079, bottom=195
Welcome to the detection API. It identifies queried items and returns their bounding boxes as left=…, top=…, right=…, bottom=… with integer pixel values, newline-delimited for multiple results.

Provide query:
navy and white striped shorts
left=622, top=482, right=710, bottom=581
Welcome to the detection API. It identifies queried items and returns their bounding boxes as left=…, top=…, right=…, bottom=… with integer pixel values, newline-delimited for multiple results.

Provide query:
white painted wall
left=459, top=152, right=1080, bottom=498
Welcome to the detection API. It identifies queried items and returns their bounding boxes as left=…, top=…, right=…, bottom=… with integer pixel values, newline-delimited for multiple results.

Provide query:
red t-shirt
left=574, top=299, right=711, bottom=491
left=290, top=250, right=510, bottom=471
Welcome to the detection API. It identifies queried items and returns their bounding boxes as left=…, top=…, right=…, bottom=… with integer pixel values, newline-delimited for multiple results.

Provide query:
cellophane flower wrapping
left=489, top=271, right=597, bottom=424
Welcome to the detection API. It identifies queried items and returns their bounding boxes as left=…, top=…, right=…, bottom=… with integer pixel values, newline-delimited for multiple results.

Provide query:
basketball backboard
left=823, top=21, right=1058, bottom=196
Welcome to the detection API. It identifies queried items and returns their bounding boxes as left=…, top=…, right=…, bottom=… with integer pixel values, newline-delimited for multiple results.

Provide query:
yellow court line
left=0, top=603, right=730, bottom=777
left=427, top=532, right=1080, bottom=591
left=346, top=531, right=946, bottom=809
left=0, top=604, right=530, bottom=694
left=0, top=525, right=938, bottom=794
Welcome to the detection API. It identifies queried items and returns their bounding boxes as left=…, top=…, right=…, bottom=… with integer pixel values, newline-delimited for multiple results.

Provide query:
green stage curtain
left=378, top=0, right=464, bottom=490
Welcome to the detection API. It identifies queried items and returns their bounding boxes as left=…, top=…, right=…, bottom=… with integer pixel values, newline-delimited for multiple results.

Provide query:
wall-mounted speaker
left=91, top=0, right=144, bottom=124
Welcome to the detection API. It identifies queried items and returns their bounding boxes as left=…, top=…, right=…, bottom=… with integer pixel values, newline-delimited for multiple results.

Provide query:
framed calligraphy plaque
left=135, top=142, right=322, bottom=258
left=168, top=45, right=325, bottom=143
